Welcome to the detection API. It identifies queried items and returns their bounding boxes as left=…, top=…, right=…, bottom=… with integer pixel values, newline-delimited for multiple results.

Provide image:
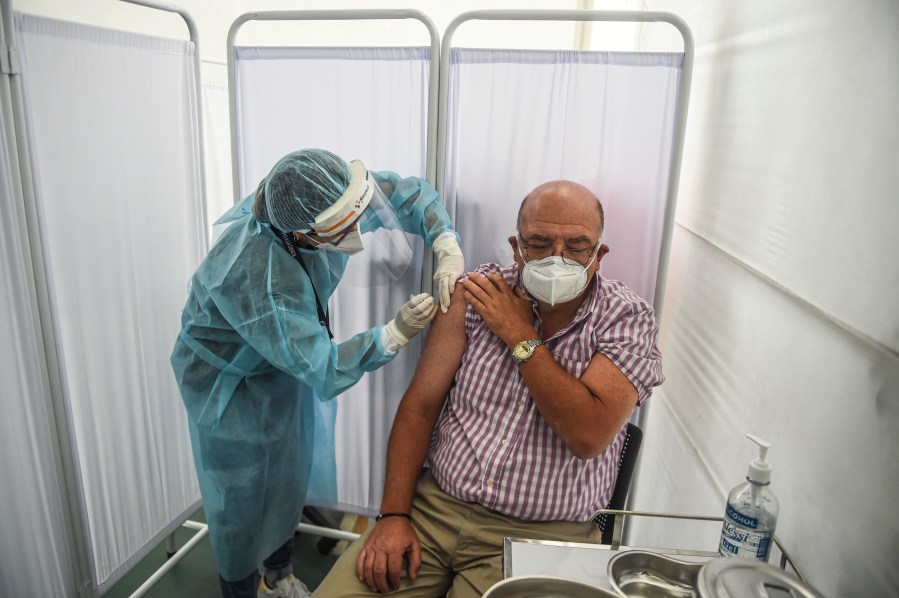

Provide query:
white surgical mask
left=518, top=246, right=597, bottom=306
left=320, top=228, right=364, bottom=255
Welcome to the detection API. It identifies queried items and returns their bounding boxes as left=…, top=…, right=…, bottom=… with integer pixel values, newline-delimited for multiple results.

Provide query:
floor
left=103, top=507, right=350, bottom=597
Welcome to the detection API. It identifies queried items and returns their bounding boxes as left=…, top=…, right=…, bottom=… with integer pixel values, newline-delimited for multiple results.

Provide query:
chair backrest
left=595, top=422, right=643, bottom=545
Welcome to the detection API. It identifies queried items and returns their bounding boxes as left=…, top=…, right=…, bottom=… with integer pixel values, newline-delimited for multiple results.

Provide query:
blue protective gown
left=171, top=171, right=456, bottom=581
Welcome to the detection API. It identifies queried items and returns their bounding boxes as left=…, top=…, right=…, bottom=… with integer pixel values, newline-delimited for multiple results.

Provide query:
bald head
left=516, top=180, right=604, bottom=238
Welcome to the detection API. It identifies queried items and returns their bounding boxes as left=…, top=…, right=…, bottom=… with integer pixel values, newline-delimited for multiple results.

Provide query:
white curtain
left=202, top=82, right=234, bottom=240
left=443, top=49, right=682, bottom=307
left=15, top=14, right=204, bottom=593
left=234, top=45, right=431, bottom=514
left=626, top=1, right=899, bottom=595
left=0, top=73, right=76, bottom=598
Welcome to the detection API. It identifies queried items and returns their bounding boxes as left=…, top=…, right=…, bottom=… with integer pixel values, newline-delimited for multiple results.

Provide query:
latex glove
left=385, top=293, right=438, bottom=348
left=432, top=234, right=465, bottom=313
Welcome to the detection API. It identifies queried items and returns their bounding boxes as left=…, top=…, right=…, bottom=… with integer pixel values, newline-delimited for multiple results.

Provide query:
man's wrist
left=375, top=512, right=412, bottom=522
left=505, top=328, right=539, bottom=349
left=511, top=338, right=544, bottom=366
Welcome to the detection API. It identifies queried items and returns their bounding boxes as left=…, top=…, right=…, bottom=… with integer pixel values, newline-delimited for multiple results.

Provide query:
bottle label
left=719, top=505, right=772, bottom=561
left=725, top=503, right=757, bottom=529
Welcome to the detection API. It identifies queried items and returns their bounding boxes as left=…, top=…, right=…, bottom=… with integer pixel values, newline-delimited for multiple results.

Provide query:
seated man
left=313, top=180, right=664, bottom=597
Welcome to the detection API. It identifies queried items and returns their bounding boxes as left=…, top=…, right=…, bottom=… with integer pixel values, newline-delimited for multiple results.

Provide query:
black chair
left=593, top=422, right=643, bottom=546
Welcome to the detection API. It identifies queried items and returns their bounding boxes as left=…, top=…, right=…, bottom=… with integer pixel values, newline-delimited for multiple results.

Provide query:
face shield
left=304, top=160, right=413, bottom=288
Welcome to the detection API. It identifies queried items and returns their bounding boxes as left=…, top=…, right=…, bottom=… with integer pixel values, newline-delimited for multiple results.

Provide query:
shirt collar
left=503, top=263, right=604, bottom=336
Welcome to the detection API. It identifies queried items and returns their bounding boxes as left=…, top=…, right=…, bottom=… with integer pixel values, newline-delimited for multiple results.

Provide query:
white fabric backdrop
left=202, top=82, right=234, bottom=239
left=443, top=48, right=682, bottom=307
left=627, top=1, right=899, bottom=595
left=234, top=45, right=431, bottom=514
left=15, top=14, right=204, bottom=593
left=0, top=72, right=76, bottom=598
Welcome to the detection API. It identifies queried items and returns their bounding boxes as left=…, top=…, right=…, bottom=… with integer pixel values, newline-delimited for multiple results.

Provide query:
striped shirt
left=428, top=262, right=664, bottom=522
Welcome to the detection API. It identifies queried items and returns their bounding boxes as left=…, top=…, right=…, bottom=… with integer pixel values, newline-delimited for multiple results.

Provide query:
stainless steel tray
left=484, top=574, right=621, bottom=598
left=608, top=550, right=703, bottom=598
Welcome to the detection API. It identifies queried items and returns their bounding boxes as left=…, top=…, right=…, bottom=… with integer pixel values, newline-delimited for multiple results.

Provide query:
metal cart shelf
left=503, top=509, right=804, bottom=592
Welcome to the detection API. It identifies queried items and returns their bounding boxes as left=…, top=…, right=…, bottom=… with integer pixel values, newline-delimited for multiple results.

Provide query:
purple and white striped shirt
left=428, top=262, right=664, bottom=522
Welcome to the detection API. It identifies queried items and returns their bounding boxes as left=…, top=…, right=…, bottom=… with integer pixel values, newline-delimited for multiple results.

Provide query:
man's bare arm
left=380, top=283, right=467, bottom=513
left=356, top=281, right=467, bottom=593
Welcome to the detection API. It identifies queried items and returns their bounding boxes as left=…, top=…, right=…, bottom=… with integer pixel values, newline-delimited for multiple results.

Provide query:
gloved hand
left=385, top=293, right=438, bottom=348
left=432, top=234, right=464, bottom=313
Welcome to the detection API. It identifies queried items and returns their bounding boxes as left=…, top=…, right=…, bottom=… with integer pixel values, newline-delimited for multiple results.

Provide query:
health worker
left=171, top=148, right=465, bottom=598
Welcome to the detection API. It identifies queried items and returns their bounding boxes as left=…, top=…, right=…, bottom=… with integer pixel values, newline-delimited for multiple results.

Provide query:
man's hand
left=356, top=518, right=422, bottom=594
left=461, top=272, right=536, bottom=346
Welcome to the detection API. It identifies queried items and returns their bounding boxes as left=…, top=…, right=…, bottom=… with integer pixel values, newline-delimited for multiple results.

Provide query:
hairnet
left=260, top=148, right=351, bottom=232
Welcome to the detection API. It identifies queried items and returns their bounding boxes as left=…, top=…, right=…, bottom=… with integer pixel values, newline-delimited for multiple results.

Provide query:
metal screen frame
left=226, top=9, right=441, bottom=205
left=437, top=9, right=694, bottom=545
left=1, top=1, right=207, bottom=594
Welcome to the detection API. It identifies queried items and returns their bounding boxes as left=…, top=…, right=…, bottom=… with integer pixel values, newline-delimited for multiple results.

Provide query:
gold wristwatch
left=511, top=338, right=544, bottom=366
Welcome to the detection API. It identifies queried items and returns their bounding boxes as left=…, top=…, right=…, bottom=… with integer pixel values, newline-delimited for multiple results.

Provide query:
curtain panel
left=15, top=13, right=204, bottom=593
left=234, top=45, right=432, bottom=515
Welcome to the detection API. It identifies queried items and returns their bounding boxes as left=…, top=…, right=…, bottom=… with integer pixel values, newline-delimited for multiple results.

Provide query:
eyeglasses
left=303, top=222, right=358, bottom=247
left=517, top=235, right=600, bottom=266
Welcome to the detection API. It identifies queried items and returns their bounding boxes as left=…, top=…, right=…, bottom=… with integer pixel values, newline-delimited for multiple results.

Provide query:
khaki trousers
left=312, top=471, right=599, bottom=598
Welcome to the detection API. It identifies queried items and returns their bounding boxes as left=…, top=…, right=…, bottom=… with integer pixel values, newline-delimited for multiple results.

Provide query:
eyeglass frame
left=301, top=215, right=362, bottom=248
left=516, top=234, right=602, bottom=266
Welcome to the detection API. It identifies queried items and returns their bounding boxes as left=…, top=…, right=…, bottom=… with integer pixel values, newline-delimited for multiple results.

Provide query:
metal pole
left=226, top=9, right=440, bottom=205
left=128, top=521, right=209, bottom=598
left=296, top=522, right=361, bottom=542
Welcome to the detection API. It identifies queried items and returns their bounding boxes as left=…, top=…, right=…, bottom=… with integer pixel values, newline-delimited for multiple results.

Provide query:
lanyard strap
left=271, top=226, right=333, bottom=340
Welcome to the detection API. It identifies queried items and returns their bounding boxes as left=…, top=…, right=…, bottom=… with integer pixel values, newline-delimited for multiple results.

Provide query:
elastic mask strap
left=583, top=247, right=599, bottom=271
left=272, top=226, right=333, bottom=340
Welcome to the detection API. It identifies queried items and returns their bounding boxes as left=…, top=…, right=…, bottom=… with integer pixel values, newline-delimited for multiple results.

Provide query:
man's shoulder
left=596, top=276, right=655, bottom=314
left=468, top=262, right=516, bottom=281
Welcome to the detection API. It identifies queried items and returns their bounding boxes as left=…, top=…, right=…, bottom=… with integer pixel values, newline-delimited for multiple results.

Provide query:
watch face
left=513, top=343, right=531, bottom=360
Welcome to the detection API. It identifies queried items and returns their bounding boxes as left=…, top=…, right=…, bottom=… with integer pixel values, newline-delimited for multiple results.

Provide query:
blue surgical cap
left=260, top=148, right=351, bottom=232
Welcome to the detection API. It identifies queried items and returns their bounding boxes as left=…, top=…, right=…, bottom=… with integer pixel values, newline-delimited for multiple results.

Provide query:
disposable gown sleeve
left=371, top=170, right=460, bottom=245
left=215, top=242, right=395, bottom=401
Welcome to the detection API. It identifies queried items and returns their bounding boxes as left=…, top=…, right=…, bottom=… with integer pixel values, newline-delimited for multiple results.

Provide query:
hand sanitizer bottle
left=718, top=434, right=780, bottom=561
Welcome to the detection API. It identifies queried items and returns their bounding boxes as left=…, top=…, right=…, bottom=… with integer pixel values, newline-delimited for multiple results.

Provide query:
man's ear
left=508, top=235, right=524, bottom=266
left=592, top=243, right=610, bottom=273
left=597, top=243, right=610, bottom=261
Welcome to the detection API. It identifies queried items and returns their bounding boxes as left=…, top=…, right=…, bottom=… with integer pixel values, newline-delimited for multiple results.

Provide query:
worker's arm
left=462, top=272, right=637, bottom=459
left=356, top=282, right=468, bottom=594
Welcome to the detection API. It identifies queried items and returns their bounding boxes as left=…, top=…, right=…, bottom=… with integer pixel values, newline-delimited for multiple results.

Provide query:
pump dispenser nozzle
left=745, top=434, right=772, bottom=485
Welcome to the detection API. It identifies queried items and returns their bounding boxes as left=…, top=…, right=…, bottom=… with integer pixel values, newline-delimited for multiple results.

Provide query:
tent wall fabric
left=627, top=1, right=899, bottom=595
left=13, top=12, right=205, bottom=594
left=232, top=43, right=433, bottom=514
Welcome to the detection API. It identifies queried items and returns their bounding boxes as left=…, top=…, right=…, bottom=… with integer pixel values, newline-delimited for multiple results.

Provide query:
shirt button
left=501, top=439, right=509, bottom=446
left=486, top=479, right=494, bottom=487
left=517, top=400, right=524, bottom=406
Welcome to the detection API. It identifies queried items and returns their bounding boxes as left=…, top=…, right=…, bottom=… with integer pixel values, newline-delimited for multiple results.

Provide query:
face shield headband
left=306, top=160, right=373, bottom=237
